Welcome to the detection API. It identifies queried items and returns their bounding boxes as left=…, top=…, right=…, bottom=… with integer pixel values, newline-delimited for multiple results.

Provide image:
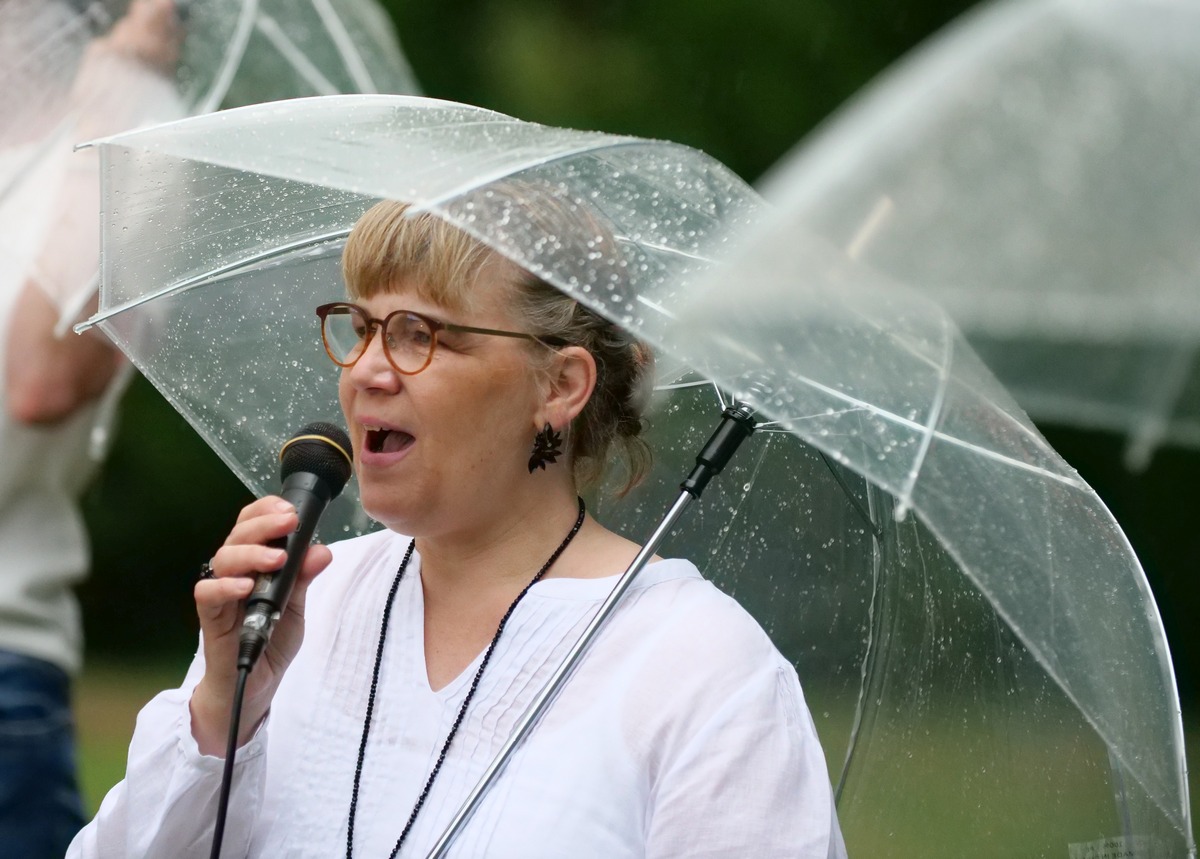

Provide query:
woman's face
left=338, top=259, right=547, bottom=537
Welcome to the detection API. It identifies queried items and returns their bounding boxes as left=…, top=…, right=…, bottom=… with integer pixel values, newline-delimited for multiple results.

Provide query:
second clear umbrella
left=0, top=0, right=419, bottom=324
left=757, top=0, right=1200, bottom=469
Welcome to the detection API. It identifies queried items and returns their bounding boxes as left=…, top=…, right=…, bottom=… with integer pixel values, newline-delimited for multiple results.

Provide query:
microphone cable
left=211, top=666, right=250, bottom=859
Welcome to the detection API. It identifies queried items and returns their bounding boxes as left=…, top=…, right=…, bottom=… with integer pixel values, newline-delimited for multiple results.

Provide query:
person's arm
left=69, top=495, right=335, bottom=858
left=6, top=0, right=183, bottom=425
left=4, top=283, right=121, bottom=424
left=188, top=495, right=334, bottom=755
left=66, top=649, right=271, bottom=859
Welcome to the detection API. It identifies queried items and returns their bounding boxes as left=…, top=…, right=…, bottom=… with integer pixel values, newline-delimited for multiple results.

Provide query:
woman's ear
left=540, top=346, right=596, bottom=430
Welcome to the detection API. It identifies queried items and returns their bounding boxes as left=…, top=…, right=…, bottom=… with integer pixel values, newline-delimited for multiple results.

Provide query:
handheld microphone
left=237, top=422, right=353, bottom=671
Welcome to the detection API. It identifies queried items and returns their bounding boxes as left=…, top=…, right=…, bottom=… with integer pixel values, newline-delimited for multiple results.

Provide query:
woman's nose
left=346, top=329, right=401, bottom=389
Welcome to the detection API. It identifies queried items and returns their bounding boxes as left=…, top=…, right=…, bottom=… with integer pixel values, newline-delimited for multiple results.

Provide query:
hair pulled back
left=342, top=196, right=654, bottom=494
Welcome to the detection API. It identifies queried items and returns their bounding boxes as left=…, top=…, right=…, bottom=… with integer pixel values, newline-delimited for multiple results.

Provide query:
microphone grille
left=279, top=421, right=354, bottom=496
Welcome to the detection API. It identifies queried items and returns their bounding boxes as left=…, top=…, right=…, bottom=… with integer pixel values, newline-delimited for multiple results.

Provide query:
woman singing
left=70, top=198, right=846, bottom=858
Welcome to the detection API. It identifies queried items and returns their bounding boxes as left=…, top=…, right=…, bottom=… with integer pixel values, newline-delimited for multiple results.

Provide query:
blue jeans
left=0, top=650, right=85, bottom=858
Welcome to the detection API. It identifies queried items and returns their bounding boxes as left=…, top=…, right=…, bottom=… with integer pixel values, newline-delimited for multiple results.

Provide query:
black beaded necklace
left=345, top=496, right=587, bottom=859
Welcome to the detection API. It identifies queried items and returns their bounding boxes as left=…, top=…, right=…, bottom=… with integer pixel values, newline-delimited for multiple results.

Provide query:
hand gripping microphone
left=237, top=422, right=353, bottom=671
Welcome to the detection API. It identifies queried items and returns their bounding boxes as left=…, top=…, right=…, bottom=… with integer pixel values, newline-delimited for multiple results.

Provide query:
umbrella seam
left=1123, top=343, right=1197, bottom=470
left=310, top=0, right=378, bottom=93
left=194, top=0, right=260, bottom=115
left=78, top=228, right=352, bottom=331
left=254, top=13, right=339, bottom=96
left=755, top=381, right=1082, bottom=490
left=896, top=313, right=954, bottom=518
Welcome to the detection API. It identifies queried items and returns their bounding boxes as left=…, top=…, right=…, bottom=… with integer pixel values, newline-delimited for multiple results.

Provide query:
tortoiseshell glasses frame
left=316, top=302, right=569, bottom=376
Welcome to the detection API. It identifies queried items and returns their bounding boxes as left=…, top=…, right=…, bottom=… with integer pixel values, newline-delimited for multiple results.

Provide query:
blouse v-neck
left=404, top=555, right=484, bottom=698
left=402, top=550, right=690, bottom=697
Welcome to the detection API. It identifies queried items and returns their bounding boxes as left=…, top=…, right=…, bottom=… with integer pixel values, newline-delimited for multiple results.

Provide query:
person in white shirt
left=0, top=2, right=182, bottom=855
left=70, top=197, right=848, bottom=858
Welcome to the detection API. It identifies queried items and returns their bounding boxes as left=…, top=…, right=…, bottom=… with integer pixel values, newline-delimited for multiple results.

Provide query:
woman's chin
left=358, top=492, right=420, bottom=535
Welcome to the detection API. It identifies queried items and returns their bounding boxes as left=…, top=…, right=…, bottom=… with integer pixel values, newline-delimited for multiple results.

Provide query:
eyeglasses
left=316, top=302, right=568, bottom=375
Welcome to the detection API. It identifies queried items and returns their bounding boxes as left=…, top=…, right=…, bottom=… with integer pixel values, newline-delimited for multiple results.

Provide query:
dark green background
left=79, top=0, right=1198, bottom=708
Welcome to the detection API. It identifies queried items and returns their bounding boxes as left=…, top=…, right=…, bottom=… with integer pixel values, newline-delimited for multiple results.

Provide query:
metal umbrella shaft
left=425, top=401, right=759, bottom=858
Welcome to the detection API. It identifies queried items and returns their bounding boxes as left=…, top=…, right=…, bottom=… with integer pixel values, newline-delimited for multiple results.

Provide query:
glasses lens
left=321, top=305, right=370, bottom=366
left=383, top=311, right=435, bottom=373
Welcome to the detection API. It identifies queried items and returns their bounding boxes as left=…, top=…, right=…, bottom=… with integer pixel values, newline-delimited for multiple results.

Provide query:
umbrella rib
left=310, top=0, right=379, bottom=93
left=673, top=358, right=1079, bottom=487
left=193, top=0, right=260, bottom=114
left=817, top=450, right=884, bottom=539
left=756, top=408, right=865, bottom=428
left=837, top=480, right=890, bottom=799
left=836, top=298, right=1055, bottom=458
left=653, top=379, right=714, bottom=392
left=652, top=378, right=1063, bottom=491
left=54, top=272, right=101, bottom=338
left=634, top=295, right=679, bottom=320
left=623, top=238, right=715, bottom=266
left=255, top=13, right=340, bottom=96
left=896, top=314, right=954, bottom=518
left=760, top=378, right=1083, bottom=489
left=1122, top=344, right=1196, bottom=470
left=77, top=228, right=351, bottom=331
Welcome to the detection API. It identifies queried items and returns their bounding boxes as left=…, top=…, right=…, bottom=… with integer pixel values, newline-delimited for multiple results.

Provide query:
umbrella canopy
left=79, top=95, right=1191, bottom=857
left=81, top=94, right=765, bottom=537
left=0, top=0, right=418, bottom=128
left=754, top=0, right=1200, bottom=470
left=0, top=0, right=417, bottom=321
left=650, top=208, right=1192, bottom=858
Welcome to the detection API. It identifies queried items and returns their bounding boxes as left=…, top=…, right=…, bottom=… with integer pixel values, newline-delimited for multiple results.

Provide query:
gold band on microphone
left=279, top=433, right=353, bottom=466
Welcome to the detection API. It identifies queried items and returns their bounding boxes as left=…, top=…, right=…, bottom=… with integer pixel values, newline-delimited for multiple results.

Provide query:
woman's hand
left=97, top=0, right=184, bottom=74
left=188, top=496, right=333, bottom=757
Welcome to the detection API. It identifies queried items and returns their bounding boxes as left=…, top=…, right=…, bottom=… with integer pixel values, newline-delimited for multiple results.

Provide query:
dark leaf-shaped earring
left=528, top=423, right=563, bottom=472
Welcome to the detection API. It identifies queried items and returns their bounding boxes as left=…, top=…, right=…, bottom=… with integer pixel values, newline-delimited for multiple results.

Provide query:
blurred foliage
left=80, top=0, right=1198, bottom=712
left=388, top=0, right=975, bottom=184
left=80, top=377, right=251, bottom=658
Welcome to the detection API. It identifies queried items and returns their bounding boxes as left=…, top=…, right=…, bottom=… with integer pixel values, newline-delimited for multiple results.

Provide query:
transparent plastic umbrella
left=78, top=95, right=1191, bottom=857
left=0, top=0, right=417, bottom=324
left=78, top=94, right=766, bottom=536
left=755, top=0, right=1200, bottom=470
left=633, top=214, right=1193, bottom=858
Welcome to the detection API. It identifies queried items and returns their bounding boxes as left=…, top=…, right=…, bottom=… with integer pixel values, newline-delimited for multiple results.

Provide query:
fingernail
left=275, top=500, right=294, bottom=513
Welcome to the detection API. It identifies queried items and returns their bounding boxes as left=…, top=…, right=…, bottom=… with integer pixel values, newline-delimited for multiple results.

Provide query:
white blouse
left=70, top=528, right=846, bottom=858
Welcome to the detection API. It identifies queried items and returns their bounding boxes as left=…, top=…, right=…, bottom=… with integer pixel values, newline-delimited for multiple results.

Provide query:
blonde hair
left=341, top=200, right=490, bottom=311
left=342, top=198, right=653, bottom=493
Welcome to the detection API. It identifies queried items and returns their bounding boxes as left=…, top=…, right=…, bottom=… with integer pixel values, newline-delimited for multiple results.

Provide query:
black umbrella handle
left=681, top=400, right=759, bottom=497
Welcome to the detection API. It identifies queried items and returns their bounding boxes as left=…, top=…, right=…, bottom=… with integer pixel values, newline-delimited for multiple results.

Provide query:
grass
left=75, top=659, right=1200, bottom=854
left=75, top=658, right=192, bottom=816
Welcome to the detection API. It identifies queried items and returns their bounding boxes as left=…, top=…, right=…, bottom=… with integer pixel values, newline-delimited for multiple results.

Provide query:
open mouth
left=364, top=427, right=415, bottom=454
